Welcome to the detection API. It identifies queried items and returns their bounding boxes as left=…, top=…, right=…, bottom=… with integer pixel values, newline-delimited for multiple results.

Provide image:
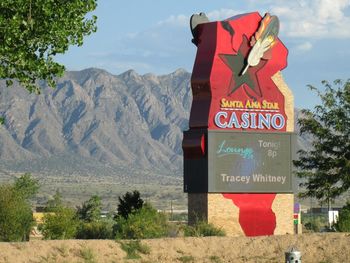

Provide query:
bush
left=0, top=185, right=34, bottom=241
left=335, top=202, right=350, bottom=232
left=76, top=219, right=114, bottom=239
left=301, top=213, right=328, bottom=232
left=114, top=203, right=168, bottom=239
left=119, top=240, right=150, bottom=259
left=40, top=206, right=78, bottom=239
left=183, top=221, right=226, bottom=237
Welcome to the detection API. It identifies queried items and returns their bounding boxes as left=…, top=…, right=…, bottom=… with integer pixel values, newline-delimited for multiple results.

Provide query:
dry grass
left=0, top=233, right=349, bottom=263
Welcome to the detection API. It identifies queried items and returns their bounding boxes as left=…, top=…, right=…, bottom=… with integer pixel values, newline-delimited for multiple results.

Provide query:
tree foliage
left=40, top=206, right=78, bottom=240
left=0, top=185, right=34, bottom=241
left=0, top=0, right=97, bottom=93
left=0, top=174, right=38, bottom=241
left=44, top=189, right=63, bottom=212
left=114, top=203, right=169, bottom=239
left=75, top=195, right=116, bottom=239
left=76, top=195, right=102, bottom=222
left=117, top=190, right=144, bottom=219
left=76, top=219, right=114, bottom=239
left=334, top=202, right=350, bottom=232
left=294, top=80, right=350, bottom=204
left=14, top=173, right=39, bottom=200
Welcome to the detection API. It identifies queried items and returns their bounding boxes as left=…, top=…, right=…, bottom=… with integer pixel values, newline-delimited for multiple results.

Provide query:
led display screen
left=208, top=131, right=293, bottom=192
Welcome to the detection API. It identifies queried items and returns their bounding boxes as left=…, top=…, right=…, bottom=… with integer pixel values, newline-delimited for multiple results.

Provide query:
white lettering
left=214, top=111, right=285, bottom=130
left=215, top=112, right=228, bottom=128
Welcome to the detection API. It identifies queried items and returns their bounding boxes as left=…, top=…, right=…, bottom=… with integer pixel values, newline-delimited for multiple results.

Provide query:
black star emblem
left=219, top=36, right=267, bottom=99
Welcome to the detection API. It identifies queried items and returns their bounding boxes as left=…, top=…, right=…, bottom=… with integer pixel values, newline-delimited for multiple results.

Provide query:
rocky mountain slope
left=0, top=68, right=310, bottom=180
left=0, top=68, right=191, bottom=178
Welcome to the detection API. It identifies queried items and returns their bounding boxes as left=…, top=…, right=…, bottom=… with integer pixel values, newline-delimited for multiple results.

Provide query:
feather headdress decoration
left=241, top=13, right=279, bottom=75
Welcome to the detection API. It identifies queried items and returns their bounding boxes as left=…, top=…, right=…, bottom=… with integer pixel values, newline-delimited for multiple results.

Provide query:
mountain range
left=0, top=68, right=310, bottom=182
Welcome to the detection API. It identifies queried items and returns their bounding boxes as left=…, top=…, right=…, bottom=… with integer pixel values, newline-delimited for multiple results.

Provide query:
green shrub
left=209, top=255, right=223, bottom=263
left=335, top=202, right=350, bottom=232
left=183, top=221, right=225, bottom=237
left=76, top=219, right=114, bottom=239
left=177, top=255, right=195, bottom=263
left=119, top=240, right=150, bottom=259
left=40, top=206, right=78, bottom=239
left=114, top=203, right=168, bottom=239
left=80, top=246, right=97, bottom=263
left=302, top=214, right=327, bottom=232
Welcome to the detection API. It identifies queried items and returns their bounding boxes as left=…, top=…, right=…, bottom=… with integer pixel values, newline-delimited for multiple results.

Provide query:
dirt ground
left=0, top=233, right=349, bottom=263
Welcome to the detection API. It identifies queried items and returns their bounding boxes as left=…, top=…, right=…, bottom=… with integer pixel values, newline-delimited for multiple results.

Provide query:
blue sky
left=57, top=0, right=350, bottom=109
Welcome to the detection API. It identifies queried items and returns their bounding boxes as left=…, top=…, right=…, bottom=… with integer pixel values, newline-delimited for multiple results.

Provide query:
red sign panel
left=190, top=12, right=288, bottom=132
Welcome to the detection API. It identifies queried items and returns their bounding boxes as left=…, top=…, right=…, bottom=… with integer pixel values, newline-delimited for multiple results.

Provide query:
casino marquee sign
left=182, top=11, right=295, bottom=237
left=183, top=12, right=294, bottom=193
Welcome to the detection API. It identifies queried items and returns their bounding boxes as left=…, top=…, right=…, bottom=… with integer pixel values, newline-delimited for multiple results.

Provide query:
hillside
left=0, top=68, right=192, bottom=179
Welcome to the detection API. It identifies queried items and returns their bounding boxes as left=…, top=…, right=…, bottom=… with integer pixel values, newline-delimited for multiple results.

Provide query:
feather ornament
left=241, top=13, right=279, bottom=75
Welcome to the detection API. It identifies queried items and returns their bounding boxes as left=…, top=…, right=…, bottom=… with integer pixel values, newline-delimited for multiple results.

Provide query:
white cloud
left=156, top=9, right=242, bottom=28
left=157, top=14, right=189, bottom=27
left=155, top=1, right=350, bottom=39
left=295, top=41, right=313, bottom=52
left=270, top=0, right=350, bottom=38
left=207, top=9, right=241, bottom=21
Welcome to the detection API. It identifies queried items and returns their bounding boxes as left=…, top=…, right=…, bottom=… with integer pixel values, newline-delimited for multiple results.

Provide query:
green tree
left=44, top=189, right=63, bottom=212
left=76, top=195, right=102, bottom=222
left=334, top=202, right=350, bottom=232
left=14, top=173, right=39, bottom=199
left=75, top=195, right=116, bottom=239
left=117, top=190, right=144, bottom=219
left=40, top=206, right=78, bottom=240
left=0, top=173, right=38, bottom=241
left=0, top=185, right=34, bottom=241
left=114, top=203, right=169, bottom=239
left=0, top=0, right=97, bottom=93
left=294, top=80, right=350, bottom=206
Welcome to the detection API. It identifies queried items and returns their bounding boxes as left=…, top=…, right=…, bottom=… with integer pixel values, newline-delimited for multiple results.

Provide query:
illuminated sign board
left=214, top=99, right=286, bottom=130
left=208, top=131, right=293, bottom=192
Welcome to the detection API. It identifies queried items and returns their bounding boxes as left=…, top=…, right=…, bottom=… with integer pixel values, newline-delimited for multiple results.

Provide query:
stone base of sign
left=188, top=193, right=294, bottom=236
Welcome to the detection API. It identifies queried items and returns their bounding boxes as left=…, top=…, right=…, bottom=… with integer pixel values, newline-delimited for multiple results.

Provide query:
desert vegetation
left=0, top=176, right=225, bottom=242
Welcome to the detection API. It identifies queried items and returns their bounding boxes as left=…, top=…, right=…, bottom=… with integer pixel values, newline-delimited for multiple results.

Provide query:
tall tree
left=76, top=195, right=102, bottom=222
left=117, top=190, right=144, bottom=219
left=0, top=185, right=34, bottom=241
left=294, top=80, right=350, bottom=206
left=44, top=189, right=63, bottom=212
left=14, top=173, right=39, bottom=200
left=0, top=0, right=97, bottom=93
